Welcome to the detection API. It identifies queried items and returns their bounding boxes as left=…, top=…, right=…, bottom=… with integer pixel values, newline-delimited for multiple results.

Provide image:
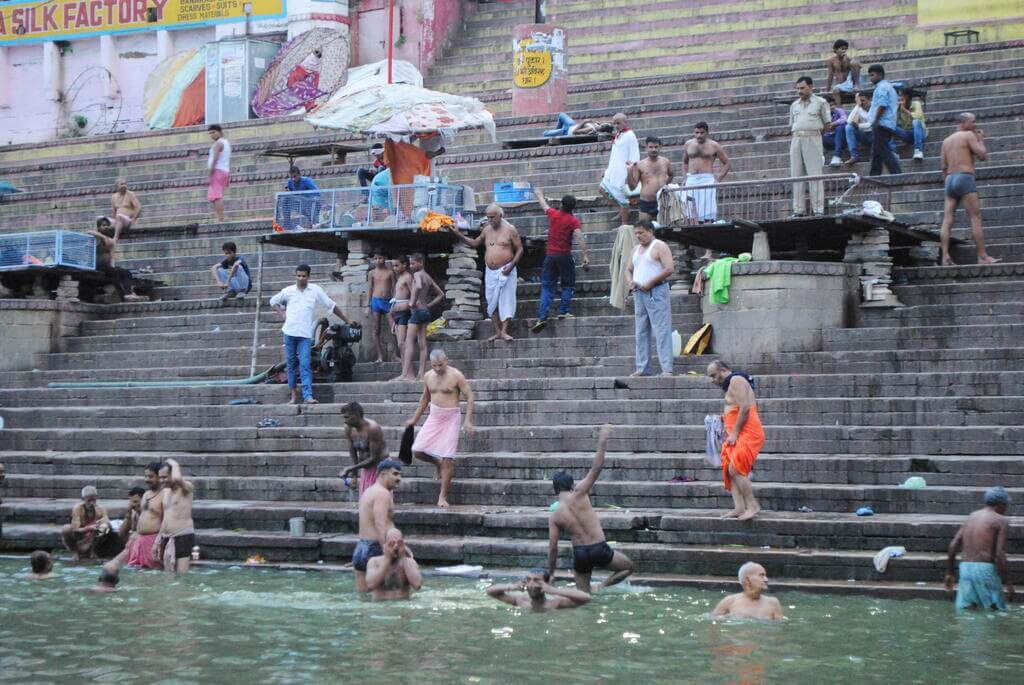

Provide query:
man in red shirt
left=531, top=188, right=590, bottom=333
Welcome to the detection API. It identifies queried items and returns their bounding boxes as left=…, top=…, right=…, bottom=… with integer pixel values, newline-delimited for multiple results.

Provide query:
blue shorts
left=945, top=173, right=977, bottom=201
left=392, top=309, right=411, bottom=326
left=371, top=296, right=391, bottom=314
left=352, top=539, right=383, bottom=572
left=409, top=308, right=431, bottom=325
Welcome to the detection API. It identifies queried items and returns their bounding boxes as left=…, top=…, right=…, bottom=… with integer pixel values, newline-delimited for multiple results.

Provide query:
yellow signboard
left=0, top=0, right=286, bottom=46
left=513, top=39, right=553, bottom=89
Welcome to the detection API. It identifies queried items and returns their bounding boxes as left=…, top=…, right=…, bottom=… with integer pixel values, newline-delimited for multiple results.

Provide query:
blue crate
left=494, top=181, right=533, bottom=203
left=0, top=230, right=96, bottom=271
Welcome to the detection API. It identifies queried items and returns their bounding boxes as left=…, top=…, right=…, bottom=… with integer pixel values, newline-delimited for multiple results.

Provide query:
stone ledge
left=729, top=260, right=860, bottom=277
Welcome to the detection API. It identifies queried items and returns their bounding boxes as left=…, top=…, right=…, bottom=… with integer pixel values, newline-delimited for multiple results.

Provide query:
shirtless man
left=682, top=122, right=731, bottom=255
left=939, top=113, right=998, bottom=266
left=453, top=205, right=524, bottom=342
left=945, top=486, right=1013, bottom=611
left=155, top=459, right=195, bottom=574
left=826, top=39, right=862, bottom=107
left=486, top=568, right=592, bottom=611
left=711, top=562, right=785, bottom=620
left=390, top=255, right=413, bottom=357
left=353, top=459, right=403, bottom=592
left=627, top=136, right=674, bottom=222
left=110, top=178, right=141, bottom=242
left=404, top=349, right=475, bottom=509
left=29, top=551, right=54, bottom=579
left=105, top=462, right=165, bottom=573
left=61, top=485, right=111, bottom=561
left=340, top=401, right=388, bottom=498
left=116, top=487, right=146, bottom=548
left=365, top=527, right=423, bottom=601
left=547, top=425, right=634, bottom=592
left=366, top=251, right=397, bottom=362
left=394, top=253, right=444, bottom=380
left=707, top=360, right=764, bottom=521
left=90, top=568, right=120, bottom=593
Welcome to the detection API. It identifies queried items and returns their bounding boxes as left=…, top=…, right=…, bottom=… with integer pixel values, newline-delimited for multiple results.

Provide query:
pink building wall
left=352, top=0, right=471, bottom=73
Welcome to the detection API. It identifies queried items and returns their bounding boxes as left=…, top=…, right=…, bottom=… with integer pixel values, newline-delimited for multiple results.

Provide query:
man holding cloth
left=789, top=76, right=831, bottom=216
left=599, top=113, right=640, bottom=226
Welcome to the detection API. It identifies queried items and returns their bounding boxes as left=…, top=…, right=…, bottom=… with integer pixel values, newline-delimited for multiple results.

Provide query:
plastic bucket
left=288, top=516, right=306, bottom=537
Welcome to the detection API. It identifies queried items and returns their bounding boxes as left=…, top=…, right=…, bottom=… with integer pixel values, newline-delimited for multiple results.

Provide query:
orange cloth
left=384, top=139, right=432, bottom=185
left=721, top=405, right=765, bottom=491
left=173, top=70, right=206, bottom=128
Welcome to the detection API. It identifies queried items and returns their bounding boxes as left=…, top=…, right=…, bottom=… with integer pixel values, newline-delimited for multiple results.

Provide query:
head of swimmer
left=429, top=349, right=449, bottom=375
left=341, top=401, right=365, bottom=429
left=377, top=459, right=402, bottom=490
left=706, top=359, right=731, bottom=386
left=645, top=136, right=662, bottom=159
left=739, top=562, right=769, bottom=598
left=525, top=568, right=550, bottom=599
left=633, top=219, right=655, bottom=246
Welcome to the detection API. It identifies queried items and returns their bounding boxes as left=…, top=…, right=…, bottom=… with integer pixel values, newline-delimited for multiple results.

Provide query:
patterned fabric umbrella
left=252, top=28, right=349, bottom=118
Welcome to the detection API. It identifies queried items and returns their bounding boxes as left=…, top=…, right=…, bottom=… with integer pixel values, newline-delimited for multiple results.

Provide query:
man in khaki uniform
left=789, top=75, right=831, bottom=216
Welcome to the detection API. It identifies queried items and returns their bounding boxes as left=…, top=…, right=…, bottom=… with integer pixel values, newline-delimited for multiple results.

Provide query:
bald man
left=939, top=113, right=998, bottom=266
left=600, top=112, right=640, bottom=226
left=364, top=528, right=422, bottom=601
left=711, top=562, right=784, bottom=620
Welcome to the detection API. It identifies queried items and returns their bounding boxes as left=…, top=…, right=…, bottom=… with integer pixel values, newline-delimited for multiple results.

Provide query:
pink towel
left=126, top=532, right=162, bottom=570
left=411, top=404, right=462, bottom=459
left=358, top=466, right=378, bottom=496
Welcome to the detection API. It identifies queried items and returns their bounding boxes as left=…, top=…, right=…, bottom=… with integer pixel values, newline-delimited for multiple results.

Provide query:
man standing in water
left=405, top=349, right=475, bottom=509
left=340, top=402, right=388, bottom=498
left=365, top=528, right=422, bottom=601
left=106, top=462, right=165, bottom=573
left=394, top=254, right=444, bottom=381
left=626, top=136, right=675, bottom=222
left=711, top=562, right=784, bottom=620
left=939, top=113, right=998, bottom=266
left=452, top=206, right=524, bottom=342
left=486, top=568, right=592, bottom=611
left=353, top=459, right=403, bottom=592
left=707, top=360, right=764, bottom=521
left=547, top=425, right=634, bottom=592
left=945, top=486, right=1013, bottom=611
left=156, top=459, right=195, bottom=574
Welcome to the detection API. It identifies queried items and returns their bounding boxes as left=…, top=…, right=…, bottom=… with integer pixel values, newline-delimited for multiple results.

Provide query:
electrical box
left=205, top=37, right=281, bottom=124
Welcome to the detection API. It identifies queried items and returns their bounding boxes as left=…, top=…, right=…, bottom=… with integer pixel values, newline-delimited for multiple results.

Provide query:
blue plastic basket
left=494, top=182, right=533, bottom=203
left=0, top=230, right=96, bottom=271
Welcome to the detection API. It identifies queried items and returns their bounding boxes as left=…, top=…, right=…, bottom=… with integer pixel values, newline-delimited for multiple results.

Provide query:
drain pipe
left=249, top=241, right=265, bottom=377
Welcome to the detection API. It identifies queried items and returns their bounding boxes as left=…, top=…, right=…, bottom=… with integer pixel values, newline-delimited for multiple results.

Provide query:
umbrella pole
left=387, top=0, right=394, bottom=84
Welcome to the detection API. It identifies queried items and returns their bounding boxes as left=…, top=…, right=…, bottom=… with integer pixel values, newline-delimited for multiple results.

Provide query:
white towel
left=873, top=546, right=906, bottom=573
left=704, top=414, right=724, bottom=467
left=485, top=264, right=517, bottom=321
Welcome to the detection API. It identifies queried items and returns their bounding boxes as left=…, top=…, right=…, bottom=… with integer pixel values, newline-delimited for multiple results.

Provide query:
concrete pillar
left=42, top=42, right=62, bottom=102
left=0, top=47, right=9, bottom=109
left=157, top=30, right=175, bottom=62
left=100, top=36, right=120, bottom=100
left=512, top=24, right=567, bottom=117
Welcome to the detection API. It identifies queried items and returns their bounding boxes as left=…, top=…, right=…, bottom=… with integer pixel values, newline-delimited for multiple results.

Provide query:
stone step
left=859, top=301, right=1024, bottom=328
left=895, top=278, right=1024, bottom=306
left=822, top=321, right=1024, bottom=351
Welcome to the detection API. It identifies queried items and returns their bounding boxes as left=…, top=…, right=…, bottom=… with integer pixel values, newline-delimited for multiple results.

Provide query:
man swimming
left=353, top=459, right=402, bottom=592
left=710, top=562, right=784, bottom=620
left=945, top=486, right=1013, bottom=611
left=547, top=425, right=634, bottom=592
left=364, top=528, right=422, bottom=601
left=486, top=568, right=592, bottom=611
left=28, top=551, right=53, bottom=579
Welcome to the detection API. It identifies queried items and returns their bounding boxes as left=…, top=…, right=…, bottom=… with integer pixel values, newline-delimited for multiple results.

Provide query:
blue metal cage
left=0, top=230, right=97, bottom=271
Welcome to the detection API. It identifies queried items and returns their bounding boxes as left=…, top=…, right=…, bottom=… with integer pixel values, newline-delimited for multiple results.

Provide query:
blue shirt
left=285, top=176, right=318, bottom=192
left=868, top=80, right=898, bottom=130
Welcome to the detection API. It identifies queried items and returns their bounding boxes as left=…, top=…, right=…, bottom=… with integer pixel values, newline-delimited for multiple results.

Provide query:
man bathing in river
left=155, top=459, right=195, bottom=574
left=365, top=528, right=422, bottom=601
left=29, top=551, right=53, bottom=579
left=711, top=562, right=784, bottom=620
left=353, top=459, right=402, bottom=592
left=405, top=349, right=475, bottom=509
left=340, top=402, right=389, bottom=498
left=452, top=205, right=523, bottom=342
left=548, top=425, right=634, bottom=593
left=486, top=568, right=592, bottom=611
left=946, top=486, right=1013, bottom=611
left=707, top=360, right=764, bottom=521
left=106, top=462, right=165, bottom=573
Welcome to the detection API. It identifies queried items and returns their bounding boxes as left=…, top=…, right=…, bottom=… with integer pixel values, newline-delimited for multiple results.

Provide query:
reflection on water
left=0, top=559, right=1021, bottom=683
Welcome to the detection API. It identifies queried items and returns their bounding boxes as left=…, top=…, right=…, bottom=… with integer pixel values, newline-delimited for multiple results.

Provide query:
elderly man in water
left=946, top=486, right=1013, bottom=611
left=711, top=562, right=784, bottom=620
left=486, top=568, right=592, bottom=611
left=365, top=528, right=422, bottom=601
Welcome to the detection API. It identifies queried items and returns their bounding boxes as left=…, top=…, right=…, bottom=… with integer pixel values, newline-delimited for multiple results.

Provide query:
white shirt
left=269, top=283, right=336, bottom=338
left=632, top=239, right=667, bottom=285
left=847, top=105, right=872, bottom=132
left=601, top=129, right=640, bottom=189
left=208, top=138, right=231, bottom=173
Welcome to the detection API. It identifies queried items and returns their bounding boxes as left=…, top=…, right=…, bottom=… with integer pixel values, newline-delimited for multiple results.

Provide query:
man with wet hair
left=155, top=459, right=195, bottom=574
left=61, top=485, right=111, bottom=561
left=29, top=551, right=53, bottom=579
left=547, top=425, right=634, bottom=592
left=946, top=486, right=1013, bottom=611
left=340, top=401, right=389, bottom=498
left=711, top=562, right=784, bottom=620
left=106, top=462, right=165, bottom=574
left=365, top=527, right=422, bottom=601
left=90, top=568, right=120, bottom=593
left=486, top=568, right=592, bottom=611
left=353, top=459, right=403, bottom=592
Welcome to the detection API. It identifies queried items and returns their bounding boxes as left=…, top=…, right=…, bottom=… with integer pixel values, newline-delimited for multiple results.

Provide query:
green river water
left=0, top=559, right=1021, bottom=684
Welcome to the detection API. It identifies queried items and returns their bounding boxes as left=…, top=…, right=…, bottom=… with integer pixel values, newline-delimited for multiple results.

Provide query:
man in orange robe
left=707, top=360, right=764, bottom=520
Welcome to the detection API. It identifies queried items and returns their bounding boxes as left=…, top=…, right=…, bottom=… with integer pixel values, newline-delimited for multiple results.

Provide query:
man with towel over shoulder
left=707, top=360, right=764, bottom=521
left=404, top=349, right=475, bottom=509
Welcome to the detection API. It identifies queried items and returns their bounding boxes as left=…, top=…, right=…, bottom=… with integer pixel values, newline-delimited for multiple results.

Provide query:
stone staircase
left=1, top=11, right=1023, bottom=598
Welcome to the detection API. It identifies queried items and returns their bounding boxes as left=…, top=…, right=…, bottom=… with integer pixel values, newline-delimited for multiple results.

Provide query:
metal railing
left=657, top=173, right=891, bottom=227
left=273, top=183, right=474, bottom=231
left=0, top=230, right=96, bottom=271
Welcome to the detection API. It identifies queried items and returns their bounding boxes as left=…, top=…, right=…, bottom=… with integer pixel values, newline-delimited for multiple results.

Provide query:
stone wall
left=0, top=300, right=94, bottom=371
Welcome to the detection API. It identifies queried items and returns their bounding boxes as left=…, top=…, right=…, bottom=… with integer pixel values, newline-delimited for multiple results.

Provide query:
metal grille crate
left=274, top=183, right=473, bottom=231
left=0, top=230, right=96, bottom=271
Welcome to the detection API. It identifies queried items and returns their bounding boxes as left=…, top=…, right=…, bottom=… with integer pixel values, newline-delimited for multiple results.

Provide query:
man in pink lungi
left=105, top=462, right=165, bottom=574
left=404, top=349, right=475, bottom=509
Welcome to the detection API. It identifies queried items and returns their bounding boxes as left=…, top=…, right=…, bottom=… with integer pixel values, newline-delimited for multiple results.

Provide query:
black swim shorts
left=409, top=308, right=431, bottom=326
left=392, top=309, right=411, bottom=326
left=945, top=172, right=977, bottom=200
left=637, top=197, right=659, bottom=219
left=352, top=539, right=383, bottom=571
left=572, top=540, right=615, bottom=574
